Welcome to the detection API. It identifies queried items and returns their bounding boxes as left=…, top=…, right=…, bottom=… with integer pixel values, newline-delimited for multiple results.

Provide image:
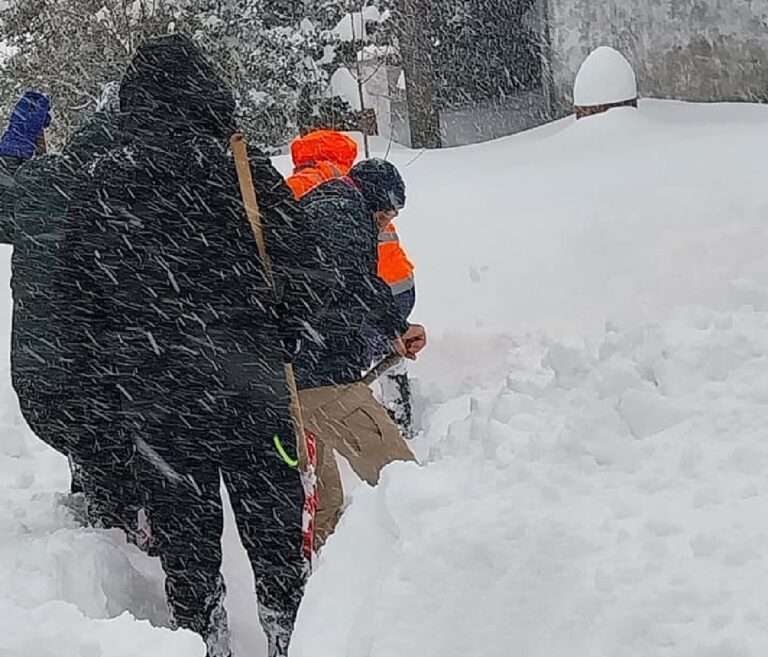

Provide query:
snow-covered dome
left=573, top=47, right=637, bottom=107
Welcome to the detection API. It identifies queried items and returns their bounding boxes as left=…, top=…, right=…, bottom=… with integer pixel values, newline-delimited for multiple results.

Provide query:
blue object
left=0, top=91, right=52, bottom=160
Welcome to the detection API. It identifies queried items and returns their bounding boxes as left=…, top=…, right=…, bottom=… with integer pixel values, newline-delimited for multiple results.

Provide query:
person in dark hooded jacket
left=56, top=35, right=328, bottom=657
left=293, top=159, right=421, bottom=389
left=1, top=96, right=121, bottom=509
left=355, top=159, right=419, bottom=439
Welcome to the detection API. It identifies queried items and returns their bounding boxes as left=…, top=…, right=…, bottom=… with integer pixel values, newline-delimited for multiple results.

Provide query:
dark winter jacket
left=394, top=286, right=416, bottom=319
left=293, top=178, right=409, bottom=390
left=56, top=35, right=328, bottom=404
left=0, top=155, right=25, bottom=194
left=4, top=112, right=119, bottom=399
left=0, top=91, right=51, bottom=160
left=361, top=285, right=416, bottom=362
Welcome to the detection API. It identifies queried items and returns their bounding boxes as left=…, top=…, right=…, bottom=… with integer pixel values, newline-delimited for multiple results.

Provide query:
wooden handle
left=230, top=133, right=275, bottom=287
left=230, top=133, right=308, bottom=468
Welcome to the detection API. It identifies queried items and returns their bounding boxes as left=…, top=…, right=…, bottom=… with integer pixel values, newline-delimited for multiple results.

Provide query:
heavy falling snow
left=4, top=96, right=768, bottom=656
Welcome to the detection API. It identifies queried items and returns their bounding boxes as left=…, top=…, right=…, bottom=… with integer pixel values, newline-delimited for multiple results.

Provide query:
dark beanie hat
left=349, top=158, right=406, bottom=212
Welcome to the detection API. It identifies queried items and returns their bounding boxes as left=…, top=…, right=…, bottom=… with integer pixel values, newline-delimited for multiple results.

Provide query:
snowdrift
left=292, top=101, right=768, bottom=657
left=296, top=305, right=768, bottom=657
left=399, top=100, right=768, bottom=339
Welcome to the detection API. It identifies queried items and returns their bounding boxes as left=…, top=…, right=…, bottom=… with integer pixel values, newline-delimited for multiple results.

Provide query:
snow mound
left=574, top=46, right=637, bottom=107
left=0, top=424, right=204, bottom=656
left=385, top=100, right=768, bottom=339
left=291, top=100, right=768, bottom=656
left=293, top=305, right=768, bottom=657
left=3, top=601, right=200, bottom=657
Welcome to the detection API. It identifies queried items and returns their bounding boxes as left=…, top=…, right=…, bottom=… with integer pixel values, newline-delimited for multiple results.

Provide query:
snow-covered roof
left=573, top=46, right=637, bottom=107
left=330, top=66, right=364, bottom=111
left=0, top=39, right=17, bottom=64
left=358, top=44, right=391, bottom=61
left=332, top=7, right=381, bottom=42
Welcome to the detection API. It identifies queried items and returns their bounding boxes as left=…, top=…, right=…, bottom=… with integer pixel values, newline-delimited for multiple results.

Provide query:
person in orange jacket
left=287, top=129, right=418, bottom=438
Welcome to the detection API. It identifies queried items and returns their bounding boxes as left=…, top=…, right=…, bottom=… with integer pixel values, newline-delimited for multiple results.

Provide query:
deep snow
left=4, top=99, right=768, bottom=656
left=295, top=304, right=768, bottom=657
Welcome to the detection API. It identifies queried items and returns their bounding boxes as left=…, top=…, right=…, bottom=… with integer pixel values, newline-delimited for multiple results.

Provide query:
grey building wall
left=548, top=0, right=768, bottom=112
left=439, top=91, right=551, bottom=147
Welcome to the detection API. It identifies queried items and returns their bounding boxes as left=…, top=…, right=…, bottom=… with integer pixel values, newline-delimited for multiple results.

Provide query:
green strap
left=273, top=434, right=299, bottom=468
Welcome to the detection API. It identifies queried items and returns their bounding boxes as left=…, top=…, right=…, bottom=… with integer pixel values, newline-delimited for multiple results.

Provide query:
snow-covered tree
left=430, top=0, right=542, bottom=106
left=308, top=0, right=348, bottom=30
left=0, top=0, right=173, bottom=143
left=176, top=0, right=332, bottom=149
left=0, top=0, right=344, bottom=150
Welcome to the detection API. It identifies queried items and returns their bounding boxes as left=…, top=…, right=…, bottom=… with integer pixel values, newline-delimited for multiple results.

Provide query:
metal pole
left=349, top=6, right=371, bottom=157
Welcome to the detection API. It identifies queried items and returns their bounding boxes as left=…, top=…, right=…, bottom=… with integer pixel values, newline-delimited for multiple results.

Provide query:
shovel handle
left=361, top=353, right=403, bottom=386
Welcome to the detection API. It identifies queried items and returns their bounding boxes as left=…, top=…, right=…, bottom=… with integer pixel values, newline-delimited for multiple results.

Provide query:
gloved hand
left=392, top=324, right=427, bottom=361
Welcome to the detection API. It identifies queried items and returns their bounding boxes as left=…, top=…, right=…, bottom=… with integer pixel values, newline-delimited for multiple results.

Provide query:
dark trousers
left=16, top=380, right=139, bottom=530
left=73, top=436, right=140, bottom=530
left=130, top=387, right=307, bottom=656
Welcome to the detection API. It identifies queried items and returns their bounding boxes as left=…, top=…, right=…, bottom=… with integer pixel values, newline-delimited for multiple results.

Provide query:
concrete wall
left=548, top=0, right=768, bottom=112
left=439, top=91, right=551, bottom=147
left=382, top=82, right=551, bottom=148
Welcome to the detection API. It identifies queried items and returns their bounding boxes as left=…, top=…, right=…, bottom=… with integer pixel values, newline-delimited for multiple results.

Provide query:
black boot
left=169, top=575, right=232, bottom=657
left=260, top=605, right=295, bottom=657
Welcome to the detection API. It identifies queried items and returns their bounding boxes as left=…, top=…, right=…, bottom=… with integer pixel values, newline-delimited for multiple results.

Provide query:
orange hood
left=290, top=130, right=358, bottom=172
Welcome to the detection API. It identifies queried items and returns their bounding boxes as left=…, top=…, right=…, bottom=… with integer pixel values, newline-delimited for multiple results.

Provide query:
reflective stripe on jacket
left=378, top=222, right=414, bottom=293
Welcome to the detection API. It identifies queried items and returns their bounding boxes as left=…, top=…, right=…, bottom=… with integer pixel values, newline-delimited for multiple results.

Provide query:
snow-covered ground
left=5, top=99, right=768, bottom=656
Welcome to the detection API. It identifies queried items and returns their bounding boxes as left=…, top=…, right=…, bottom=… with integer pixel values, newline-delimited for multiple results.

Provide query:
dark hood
left=119, top=34, right=236, bottom=140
